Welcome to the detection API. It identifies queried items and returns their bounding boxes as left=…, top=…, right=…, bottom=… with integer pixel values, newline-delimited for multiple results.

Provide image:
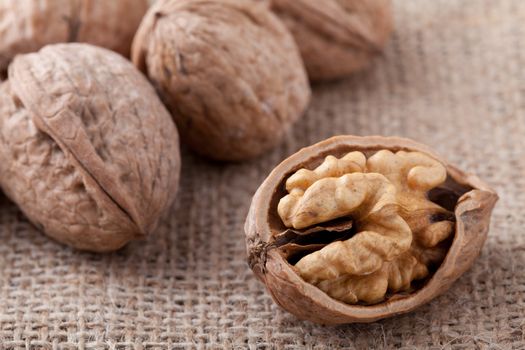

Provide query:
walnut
left=0, top=43, right=181, bottom=252
left=263, top=0, right=394, bottom=81
left=245, top=136, right=498, bottom=324
left=131, top=0, right=311, bottom=161
left=0, top=0, right=149, bottom=73
left=279, top=150, right=453, bottom=304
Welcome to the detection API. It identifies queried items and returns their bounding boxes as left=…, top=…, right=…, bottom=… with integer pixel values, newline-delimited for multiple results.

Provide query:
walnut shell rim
left=245, top=135, right=498, bottom=324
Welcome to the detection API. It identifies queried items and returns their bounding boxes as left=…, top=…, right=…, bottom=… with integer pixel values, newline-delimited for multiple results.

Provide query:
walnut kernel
left=245, top=136, right=498, bottom=324
left=279, top=150, right=454, bottom=304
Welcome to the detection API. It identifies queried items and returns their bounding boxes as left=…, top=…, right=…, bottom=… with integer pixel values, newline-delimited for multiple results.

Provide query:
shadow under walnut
left=245, top=135, right=498, bottom=324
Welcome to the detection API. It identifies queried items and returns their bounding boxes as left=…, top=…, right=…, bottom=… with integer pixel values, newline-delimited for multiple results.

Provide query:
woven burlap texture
left=0, top=0, right=523, bottom=349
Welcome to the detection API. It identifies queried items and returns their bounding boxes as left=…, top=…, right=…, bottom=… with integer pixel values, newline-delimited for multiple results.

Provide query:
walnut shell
left=245, top=136, right=498, bottom=324
left=0, top=0, right=149, bottom=72
left=0, top=43, right=181, bottom=252
left=132, top=0, right=311, bottom=161
left=266, top=0, right=394, bottom=81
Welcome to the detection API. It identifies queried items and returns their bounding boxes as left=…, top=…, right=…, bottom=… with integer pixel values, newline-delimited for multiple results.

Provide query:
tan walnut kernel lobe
left=263, top=0, right=394, bottom=81
left=0, top=0, right=149, bottom=72
left=132, top=0, right=311, bottom=161
left=0, top=43, right=181, bottom=252
left=245, top=136, right=498, bottom=324
left=278, top=150, right=453, bottom=305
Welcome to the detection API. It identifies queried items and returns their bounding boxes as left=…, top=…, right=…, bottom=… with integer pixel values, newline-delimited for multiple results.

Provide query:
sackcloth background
left=0, top=0, right=524, bottom=349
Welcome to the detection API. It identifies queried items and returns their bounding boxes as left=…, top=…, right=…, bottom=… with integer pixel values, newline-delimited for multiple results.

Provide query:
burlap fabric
left=0, top=0, right=523, bottom=348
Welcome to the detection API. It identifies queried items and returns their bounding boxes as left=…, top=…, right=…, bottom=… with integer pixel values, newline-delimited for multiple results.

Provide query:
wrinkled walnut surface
left=0, top=43, right=181, bottom=252
left=279, top=150, right=453, bottom=304
left=266, top=0, right=393, bottom=81
left=0, top=0, right=148, bottom=72
left=132, top=0, right=311, bottom=161
left=245, top=135, right=498, bottom=324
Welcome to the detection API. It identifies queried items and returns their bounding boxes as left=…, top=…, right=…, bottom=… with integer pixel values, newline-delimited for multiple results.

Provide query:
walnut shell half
left=245, top=136, right=498, bottom=324
left=132, top=0, right=311, bottom=161
left=266, top=0, right=394, bottom=81
left=0, top=0, right=149, bottom=73
left=0, top=43, right=181, bottom=252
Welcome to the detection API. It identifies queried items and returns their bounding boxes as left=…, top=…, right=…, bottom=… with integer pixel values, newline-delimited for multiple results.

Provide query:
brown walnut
left=0, top=0, right=149, bottom=73
left=264, top=0, right=394, bottom=81
left=132, top=0, right=311, bottom=161
left=0, top=43, right=181, bottom=252
left=245, top=136, right=498, bottom=324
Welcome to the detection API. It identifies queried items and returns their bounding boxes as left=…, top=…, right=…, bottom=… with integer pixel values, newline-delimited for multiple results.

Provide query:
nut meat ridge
left=278, top=150, right=454, bottom=304
left=245, top=136, right=498, bottom=323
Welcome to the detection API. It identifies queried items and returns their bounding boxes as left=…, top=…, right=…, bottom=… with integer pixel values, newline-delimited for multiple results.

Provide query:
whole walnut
left=132, top=0, right=311, bottom=161
left=0, top=43, right=181, bottom=252
left=0, top=0, right=149, bottom=73
left=264, top=0, right=394, bottom=81
left=245, top=136, right=498, bottom=324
